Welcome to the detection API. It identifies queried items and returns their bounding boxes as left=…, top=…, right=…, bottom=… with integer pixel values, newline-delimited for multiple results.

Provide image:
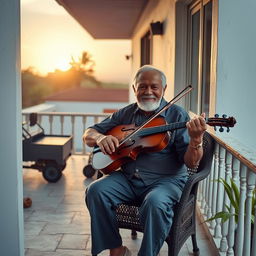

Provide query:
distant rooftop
left=45, top=87, right=129, bottom=102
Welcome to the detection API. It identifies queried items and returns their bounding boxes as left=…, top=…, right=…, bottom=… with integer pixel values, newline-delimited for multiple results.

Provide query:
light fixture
left=150, top=21, right=163, bottom=35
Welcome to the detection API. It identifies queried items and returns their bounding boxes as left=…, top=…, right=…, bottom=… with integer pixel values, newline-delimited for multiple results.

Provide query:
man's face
left=133, top=70, right=166, bottom=112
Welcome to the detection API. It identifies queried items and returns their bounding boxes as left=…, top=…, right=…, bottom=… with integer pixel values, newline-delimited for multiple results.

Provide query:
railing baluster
left=214, top=146, right=225, bottom=241
left=235, top=164, right=247, bottom=256
left=207, top=160, right=214, bottom=221
left=60, top=115, right=64, bottom=135
left=220, top=150, right=232, bottom=253
left=82, top=116, right=87, bottom=154
left=197, top=180, right=203, bottom=205
left=243, top=170, right=256, bottom=256
left=211, top=143, right=219, bottom=230
left=203, top=175, right=209, bottom=216
left=49, top=115, right=53, bottom=134
left=251, top=177, right=256, bottom=256
left=94, top=116, right=100, bottom=124
left=200, top=178, right=206, bottom=214
left=226, top=154, right=237, bottom=256
left=71, top=115, right=75, bottom=154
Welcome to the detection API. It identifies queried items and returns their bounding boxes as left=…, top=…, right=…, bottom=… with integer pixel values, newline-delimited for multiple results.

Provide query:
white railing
left=198, top=133, right=256, bottom=256
left=22, top=112, right=110, bottom=155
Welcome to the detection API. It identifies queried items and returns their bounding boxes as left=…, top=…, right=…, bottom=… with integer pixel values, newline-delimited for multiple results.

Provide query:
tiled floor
left=23, top=155, right=216, bottom=256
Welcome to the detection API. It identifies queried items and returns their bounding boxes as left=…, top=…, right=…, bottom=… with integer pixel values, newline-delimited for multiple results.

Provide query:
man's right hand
left=96, top=134, right=119, bottom=155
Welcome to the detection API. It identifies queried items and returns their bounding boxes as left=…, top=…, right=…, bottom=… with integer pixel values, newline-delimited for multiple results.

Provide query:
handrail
left=209, top=131, right=256, bottom=173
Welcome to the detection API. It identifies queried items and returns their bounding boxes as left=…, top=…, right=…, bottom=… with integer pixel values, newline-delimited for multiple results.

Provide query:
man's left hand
left=186, top=113, right=207, bottom=143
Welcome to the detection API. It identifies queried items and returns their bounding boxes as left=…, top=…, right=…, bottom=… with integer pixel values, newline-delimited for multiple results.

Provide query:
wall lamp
left=150, top=21, right=163, bottom=35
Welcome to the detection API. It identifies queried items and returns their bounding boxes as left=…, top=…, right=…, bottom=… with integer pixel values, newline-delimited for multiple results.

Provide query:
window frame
left=140, top=30, right=153, bottom=66
left=185, top=0, right=217, bottom=117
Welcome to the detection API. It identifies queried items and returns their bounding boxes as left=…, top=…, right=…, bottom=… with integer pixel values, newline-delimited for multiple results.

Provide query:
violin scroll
left=208, top=114, right=236, bottom=132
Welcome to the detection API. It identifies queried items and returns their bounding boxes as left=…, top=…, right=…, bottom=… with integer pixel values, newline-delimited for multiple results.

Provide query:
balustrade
left=198, top=133, right=256, bottom=255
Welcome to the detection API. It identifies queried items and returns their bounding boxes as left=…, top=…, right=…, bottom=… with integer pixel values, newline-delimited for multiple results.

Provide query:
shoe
left=123, top=246, right=132, bottom=256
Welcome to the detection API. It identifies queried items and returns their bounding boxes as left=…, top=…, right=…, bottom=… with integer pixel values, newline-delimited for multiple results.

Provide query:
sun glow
left=53, top=59, right=71, bottom=72
left=21, top=0, right=131, bottom=82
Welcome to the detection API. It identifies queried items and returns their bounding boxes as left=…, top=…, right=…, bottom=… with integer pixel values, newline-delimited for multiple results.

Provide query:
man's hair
left=133, top=65, right=167, bottom=88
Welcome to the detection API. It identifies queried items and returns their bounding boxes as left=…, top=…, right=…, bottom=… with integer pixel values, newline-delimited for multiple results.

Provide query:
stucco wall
left=130, top=0, right=176, bottom=103
left=216, top=0, right=256, bottom=150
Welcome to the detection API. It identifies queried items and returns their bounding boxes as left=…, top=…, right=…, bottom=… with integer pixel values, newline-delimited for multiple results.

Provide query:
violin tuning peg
left=222, top=114, right=227, bottom=118
left=219, top=127, right=224, bottom=132
left=227, top=127, right=230, bottom=133
left=214, top=114, right=219, bottom=118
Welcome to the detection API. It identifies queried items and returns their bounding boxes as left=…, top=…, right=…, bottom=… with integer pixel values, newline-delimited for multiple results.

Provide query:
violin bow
left=119, top=85, right=193, bottom=146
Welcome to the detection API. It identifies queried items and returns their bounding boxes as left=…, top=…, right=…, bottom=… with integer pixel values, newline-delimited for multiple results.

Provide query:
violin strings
left=117, top=85, right=193, bottom=147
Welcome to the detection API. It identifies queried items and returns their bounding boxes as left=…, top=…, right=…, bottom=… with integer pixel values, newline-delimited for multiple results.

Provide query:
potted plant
left=207, top=178, right=255, bottom=224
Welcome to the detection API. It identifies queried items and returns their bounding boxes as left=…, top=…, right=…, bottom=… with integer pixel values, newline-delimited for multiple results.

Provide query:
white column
left=0, top=1, right=24, bottom=255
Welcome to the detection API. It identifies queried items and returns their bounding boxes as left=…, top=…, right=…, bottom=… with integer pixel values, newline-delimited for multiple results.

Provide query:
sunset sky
left=21, top=0, right=131, bottom=83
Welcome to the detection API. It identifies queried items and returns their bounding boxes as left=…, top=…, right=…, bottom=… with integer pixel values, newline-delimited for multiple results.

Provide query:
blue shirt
left=90, top=98, right=190, bottom=185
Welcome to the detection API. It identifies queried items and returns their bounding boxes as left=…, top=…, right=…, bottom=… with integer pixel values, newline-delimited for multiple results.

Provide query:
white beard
left=137, top=96, right=162, bottom=112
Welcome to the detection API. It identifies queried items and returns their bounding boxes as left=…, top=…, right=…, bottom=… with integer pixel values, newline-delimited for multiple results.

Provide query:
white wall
left=0, top=0, right=24, bottom=255
left=130, top=0, right=176, bottom=103
left=216, top=0, right=256, bottom=150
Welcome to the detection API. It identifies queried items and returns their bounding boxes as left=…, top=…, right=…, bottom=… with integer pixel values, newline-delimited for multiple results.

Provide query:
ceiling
left=56, top=0, right=149, bottom=39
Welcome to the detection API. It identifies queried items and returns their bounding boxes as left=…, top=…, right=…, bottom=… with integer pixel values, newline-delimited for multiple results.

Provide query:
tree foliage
left=22, top=51, right=100, bottom=108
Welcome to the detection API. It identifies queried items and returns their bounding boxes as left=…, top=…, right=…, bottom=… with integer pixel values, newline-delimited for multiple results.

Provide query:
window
left=140, top=31, right=152, bottom=66
left=187, top=0, right=212, bottom=116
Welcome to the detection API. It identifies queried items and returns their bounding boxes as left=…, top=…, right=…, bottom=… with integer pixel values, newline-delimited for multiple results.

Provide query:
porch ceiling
left=55, top=0, right=149, bottom=39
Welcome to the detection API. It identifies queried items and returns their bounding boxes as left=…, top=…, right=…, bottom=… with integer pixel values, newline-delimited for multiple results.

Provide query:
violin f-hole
left=116, top=139, right=136, bottom=154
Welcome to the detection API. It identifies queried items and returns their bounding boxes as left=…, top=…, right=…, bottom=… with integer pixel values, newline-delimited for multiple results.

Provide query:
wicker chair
left=92, top=132, right=214, bottom=256
left=115, top=132, right=214, bottom=256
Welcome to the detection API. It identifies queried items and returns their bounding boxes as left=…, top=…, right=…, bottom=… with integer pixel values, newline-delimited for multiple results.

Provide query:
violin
left=91, top=115, right=236, bottom=174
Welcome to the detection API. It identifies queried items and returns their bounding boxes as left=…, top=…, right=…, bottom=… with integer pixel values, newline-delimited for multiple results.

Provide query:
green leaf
left=230, top=179, right=240, bottom=209
left=205, top=211, right=233, bottom=223
left=219, top=179, right=237, bottom=209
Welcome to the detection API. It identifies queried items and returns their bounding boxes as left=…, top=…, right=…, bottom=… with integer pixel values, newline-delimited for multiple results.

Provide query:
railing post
left=220, top=150, right=232, bottom=253
left=211, top=143, right=219, bottom=230
left=251, top=177, right=256, bottom=256
left=235, top=164, right=247, bottom=256
left=214, top=146, right=225, bottom=240
left=60, top=115, right=64, bottom=135
left=243, top=170, right=256, bottom=256
left=49, top=115, right=53, bottom=134
left=71, top=115, right=75, bottom=154
left=203, top=175, right=210, bottom=216
left=207, top=160, right=214, bottom=221
left=82, top=116, right=87, bottom=154
left=226, top=155, right=238, bottom=256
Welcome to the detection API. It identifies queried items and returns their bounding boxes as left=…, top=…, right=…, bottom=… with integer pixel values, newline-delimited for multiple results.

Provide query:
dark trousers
left=85, top=171, right=187, bottom=256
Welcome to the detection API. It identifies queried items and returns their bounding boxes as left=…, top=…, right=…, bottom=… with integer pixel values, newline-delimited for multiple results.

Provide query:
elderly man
left=83, top=65, right=207, bottom=256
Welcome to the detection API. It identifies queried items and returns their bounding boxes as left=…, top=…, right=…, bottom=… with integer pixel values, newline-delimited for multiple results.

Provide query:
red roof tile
left=45, top=87, right=129, bottom=102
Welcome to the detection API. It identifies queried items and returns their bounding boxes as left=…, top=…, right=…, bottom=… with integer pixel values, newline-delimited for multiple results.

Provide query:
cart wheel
left=42, top=164, right=62, bottom=182
left=83, top=164, right=96, bottom=178
left=59, top=163, right=66, bottom=171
